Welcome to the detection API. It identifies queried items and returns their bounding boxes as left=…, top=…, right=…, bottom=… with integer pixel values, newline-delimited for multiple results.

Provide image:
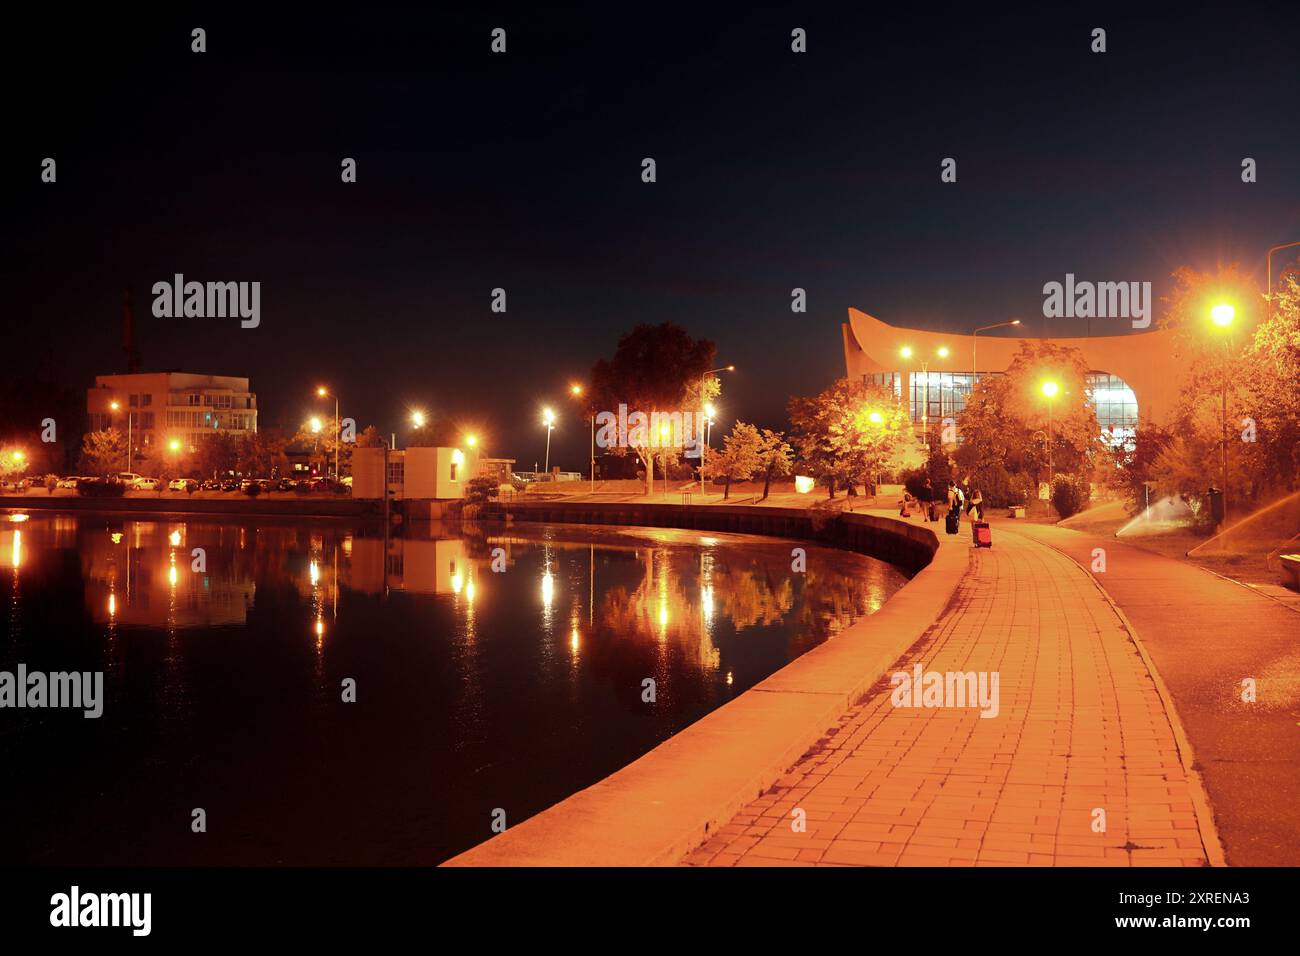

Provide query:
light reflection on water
left=0, top=512, right=907, bottom=865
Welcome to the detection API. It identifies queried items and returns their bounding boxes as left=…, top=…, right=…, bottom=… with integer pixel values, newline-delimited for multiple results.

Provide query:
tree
left=755, top=428, right=793, bottom=500
left=701, top=422, right=762, bottom=499
left=956, top=340, right=1102, bottom=494
left=77, top=428, right=127, bottom=476
left=788, top=379, right=911, bottom=498
left=356, top=425, right=388, bottom=448
left=1239, top=275, right=1300, bottom=495
left=590, top=323, right=718, bottom=494
left=195, top=432, right=238, bottom=478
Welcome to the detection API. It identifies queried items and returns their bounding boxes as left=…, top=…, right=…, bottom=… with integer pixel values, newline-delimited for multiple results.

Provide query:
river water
left=0, top=511, right=907, bottom=864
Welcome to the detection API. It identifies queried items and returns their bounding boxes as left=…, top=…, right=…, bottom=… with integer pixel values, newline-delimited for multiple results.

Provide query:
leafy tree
left=755, top=428, right=794, bottom=501
left=1239, top=275, right=1300, bottom=494
left=701, top=422, right=762, bottom=499
left=356, top=425, right=389, bottom=448
left=77, top=428, right=127, bottom=476
left=590, top=323, right=718, bottom=494
left=956, top=340, right=1102, bottom=490
left=195, top=432, right=238, bottom=478
left=788, top=379, right=911, bottom=498
left=465, top=475, right=499, bottom=505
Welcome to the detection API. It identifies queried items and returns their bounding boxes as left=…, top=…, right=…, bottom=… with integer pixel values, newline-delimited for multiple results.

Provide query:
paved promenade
left=1006, top=523, right=1300, bottom=866
left=683, top=520, right=1219, bottom=867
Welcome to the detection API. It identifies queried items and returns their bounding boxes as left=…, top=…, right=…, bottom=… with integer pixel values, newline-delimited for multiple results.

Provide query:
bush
left=968, top=464, right=1033, bottom=509
left=1051, top=474, right=1089, bottom=519
left=243, top=483, right=261, bottom=498
left=77, top=479, right=126, bottom=498
left=466, top=475, right=499, bottom=505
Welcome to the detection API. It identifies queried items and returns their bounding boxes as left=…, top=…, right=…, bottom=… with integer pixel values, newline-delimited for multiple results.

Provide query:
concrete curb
left=444, top=507, right=969, bottom=867
left=1001, top=526, right=1228, bottom=868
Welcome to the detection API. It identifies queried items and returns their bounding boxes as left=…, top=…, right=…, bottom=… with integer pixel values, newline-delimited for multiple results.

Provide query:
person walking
left=922, top=477, right=936, bottom=522
left=970, top=487, right=985, bottom=522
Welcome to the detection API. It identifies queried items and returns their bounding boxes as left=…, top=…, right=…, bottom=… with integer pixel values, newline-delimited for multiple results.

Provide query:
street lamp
left=900, top=346, right=949, bottom=453
left=109, top=399, right=132, bottom=473
left=972, top=319, right=1022, bottom=383
left=316, top=386, right=340, bottom=482
left=1040, top=380, right=1060, bottom=483
left=1209, top=302, right=1236, bottom=524
left=411, top=410, right=426, bottom=429
left=700, top=365, right=735, bottom=496
left=542, top=408, right=556, bottom=476
left=569, top=383, right=595, bottom=484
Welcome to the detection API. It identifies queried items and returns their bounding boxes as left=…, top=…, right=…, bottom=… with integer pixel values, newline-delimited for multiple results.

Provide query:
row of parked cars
left=1, top=473, right=351, bottom=494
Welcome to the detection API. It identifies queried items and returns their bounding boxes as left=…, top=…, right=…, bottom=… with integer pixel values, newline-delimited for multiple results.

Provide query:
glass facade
left=863, top=368, right=1139, bottom=448
left=1087, top=373, right=1138, bottom=449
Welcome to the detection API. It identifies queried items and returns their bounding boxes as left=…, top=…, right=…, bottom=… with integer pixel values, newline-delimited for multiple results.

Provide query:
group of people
left=900, top=477, right=984, bottom=523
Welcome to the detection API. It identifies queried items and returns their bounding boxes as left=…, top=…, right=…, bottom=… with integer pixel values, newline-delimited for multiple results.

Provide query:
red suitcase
left=972, top=520, right=992, bottom=548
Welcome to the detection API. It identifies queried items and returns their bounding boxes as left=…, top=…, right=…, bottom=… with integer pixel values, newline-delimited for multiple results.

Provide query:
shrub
left=1051, top=474, right=1089, bottom=519
left=466, top=475, right=499, bottom=505
left=77, top=479, right=126, bottom=498
left=243, top=483, right=261, bottom=498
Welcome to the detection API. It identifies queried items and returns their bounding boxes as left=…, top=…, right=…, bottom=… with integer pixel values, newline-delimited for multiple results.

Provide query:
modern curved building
left=842, top=308, right=1185, bottom=447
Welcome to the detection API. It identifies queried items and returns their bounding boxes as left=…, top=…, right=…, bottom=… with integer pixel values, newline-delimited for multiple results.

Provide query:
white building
left=352, top=446, right=479, bottom=501
left=87, top=372, right=257, bottom=455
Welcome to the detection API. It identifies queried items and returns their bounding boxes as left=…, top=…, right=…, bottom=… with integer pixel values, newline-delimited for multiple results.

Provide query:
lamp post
left=316, top=386, right=340, bottom=482
left=900, top=346, right=949, bottom=453
left=972, top=319, right=1022, bottom=383
left=1040, top=380, right=1059, bottom=484
left=542, top=408, right=556, bottom=476
left=1210, top=303, right=1235, bottom=524
left=700, top=365, right=735, bottom=496
left=570, top=384, right=594, bottom=484
left=109, top=400, right=132, bottom=473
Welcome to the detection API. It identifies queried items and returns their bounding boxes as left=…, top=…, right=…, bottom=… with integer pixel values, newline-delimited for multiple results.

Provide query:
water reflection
left=0, top=512, right=906, bottom=865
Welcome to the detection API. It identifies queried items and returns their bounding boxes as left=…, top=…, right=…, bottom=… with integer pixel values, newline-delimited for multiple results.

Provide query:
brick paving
left=681, top=530, right=1211, bottom=867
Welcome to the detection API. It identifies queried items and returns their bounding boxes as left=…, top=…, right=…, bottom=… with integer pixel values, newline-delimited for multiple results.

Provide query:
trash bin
left=1206, top=486, right=1224, bottom=524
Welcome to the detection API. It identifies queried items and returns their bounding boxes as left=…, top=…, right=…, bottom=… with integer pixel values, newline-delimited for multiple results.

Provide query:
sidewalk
left=682, top=519, right=1218, bottom=867
left=1004, top=523, right=1300, bottom=867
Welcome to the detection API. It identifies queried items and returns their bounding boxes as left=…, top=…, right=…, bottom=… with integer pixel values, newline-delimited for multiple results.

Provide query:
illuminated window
left=1087, top=373, right=1138, bottom=450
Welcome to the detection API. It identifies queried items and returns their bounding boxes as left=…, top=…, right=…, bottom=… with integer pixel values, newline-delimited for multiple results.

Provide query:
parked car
left=135, top=477, right=162, bottom=491
left=200, top=479, right=220, bottom=491
left=117, top=472, right=144, bottom=485
left=56, top=476, right=80, bottom=488
left=168, top=478, right=198, bottom=492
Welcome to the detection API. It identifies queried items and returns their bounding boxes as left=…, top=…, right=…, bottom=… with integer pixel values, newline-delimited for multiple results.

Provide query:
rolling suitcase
left=972, top=520, right=992, bottom=548
left=945, top=508, right=960, bottom=535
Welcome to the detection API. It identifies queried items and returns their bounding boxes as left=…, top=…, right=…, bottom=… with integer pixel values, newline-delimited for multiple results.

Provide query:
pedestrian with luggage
left=970, top=488, right=984, bottom=522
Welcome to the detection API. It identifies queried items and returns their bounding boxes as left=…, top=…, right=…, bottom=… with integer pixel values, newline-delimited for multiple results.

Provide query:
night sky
left=6, top=4, right=1299, bottom=468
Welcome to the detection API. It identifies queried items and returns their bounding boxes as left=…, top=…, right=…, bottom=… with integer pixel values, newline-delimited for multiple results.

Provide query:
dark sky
left=6, top=3, right=1299, bottom=468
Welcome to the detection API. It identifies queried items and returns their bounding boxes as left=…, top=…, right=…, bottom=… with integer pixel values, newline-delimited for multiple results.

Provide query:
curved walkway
left=683, top=519, right=1218, bottom=867
left=1004, top=523, right=1300, bottom=867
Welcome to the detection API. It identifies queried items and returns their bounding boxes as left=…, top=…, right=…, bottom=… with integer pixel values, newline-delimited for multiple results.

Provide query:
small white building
left=352, top=446, right=478, bottom=501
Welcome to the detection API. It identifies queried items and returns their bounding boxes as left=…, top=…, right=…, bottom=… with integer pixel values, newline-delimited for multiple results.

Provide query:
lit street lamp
left=316, top=386, right=340, bottom=481
left=700, top=365, right=735, bottom=496
left=1209, top=302, right=1235, bottom=524
left=900, top=346, right=949, bottom=453
left=542, top=408, right=556, bottom=476
left=1040, top=380, right=1060, bottom=484
left=570, top=383, right=595, bottom=484
left=109, top=399, right=132, bottom=473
